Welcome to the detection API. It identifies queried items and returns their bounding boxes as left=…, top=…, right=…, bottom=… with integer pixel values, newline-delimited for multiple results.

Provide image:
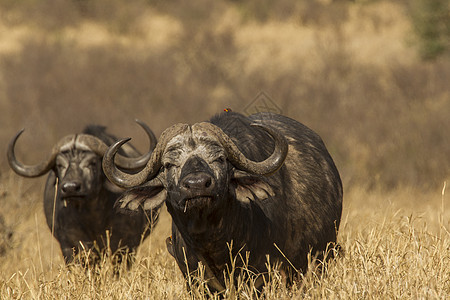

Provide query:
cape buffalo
left=103, top=112, right=343, bottom=290
left=7, top=120, right=161, bottom=265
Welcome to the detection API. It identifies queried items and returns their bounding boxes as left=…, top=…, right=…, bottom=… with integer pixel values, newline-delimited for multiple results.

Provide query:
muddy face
left=161, top=128, right=230, bottom=214
left=56, top=150, right=102, bottom=205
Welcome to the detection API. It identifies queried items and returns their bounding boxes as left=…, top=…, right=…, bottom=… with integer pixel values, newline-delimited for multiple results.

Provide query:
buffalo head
left=102, top=121, right=288, bottom=231
left=8, top=120, right=156, bottom=207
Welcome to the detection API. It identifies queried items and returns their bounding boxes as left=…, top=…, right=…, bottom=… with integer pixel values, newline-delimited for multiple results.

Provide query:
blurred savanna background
left=0, top=0, right=449, bottom=298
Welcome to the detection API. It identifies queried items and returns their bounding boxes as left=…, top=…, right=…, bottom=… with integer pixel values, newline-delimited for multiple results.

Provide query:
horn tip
left=11, top=128, right=25, bottom=143
left=135, top=119, right=152, bottom=133
left=120, top=137, right=132, bottom=144
left=111, top=137, right=132, bottom=150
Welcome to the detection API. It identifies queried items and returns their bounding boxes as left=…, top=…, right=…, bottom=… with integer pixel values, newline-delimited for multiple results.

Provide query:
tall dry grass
left=0, top=173, right=448, bottom=299
left=0, top=0, right=449, bottom=299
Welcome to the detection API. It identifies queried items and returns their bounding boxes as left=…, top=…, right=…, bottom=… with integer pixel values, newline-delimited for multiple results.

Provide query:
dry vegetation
left=1, top=178, right=448, bottom=299
left=0, top=0, right=449, bottom=299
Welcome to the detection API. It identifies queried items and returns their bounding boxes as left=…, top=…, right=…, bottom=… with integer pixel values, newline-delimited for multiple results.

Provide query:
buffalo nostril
left=204, top=177, right=211, bottom=188
left=61, top=182, right=81, bottom=193
left=181, top=173, right=214, bottom=191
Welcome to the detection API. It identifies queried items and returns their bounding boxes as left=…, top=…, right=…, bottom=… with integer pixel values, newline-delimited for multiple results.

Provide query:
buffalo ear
left=115, top=178, right=166, bottom=213
left=231, top=170, right=275, bottom=204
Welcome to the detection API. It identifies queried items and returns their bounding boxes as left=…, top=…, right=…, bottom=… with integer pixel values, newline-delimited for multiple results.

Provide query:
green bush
left=410, top=0, right=450, bottom=60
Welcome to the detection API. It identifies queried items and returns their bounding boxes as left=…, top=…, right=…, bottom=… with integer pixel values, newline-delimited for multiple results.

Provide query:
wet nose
left=180, top=173, right=214, bottom=193
left=61, top=181, right=81, bottom=194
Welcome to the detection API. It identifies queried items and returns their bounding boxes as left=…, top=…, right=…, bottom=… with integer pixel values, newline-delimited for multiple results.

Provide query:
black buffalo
left=8, top=121, right=160, bottom=265
left=103, top=112, right=343, bottom=290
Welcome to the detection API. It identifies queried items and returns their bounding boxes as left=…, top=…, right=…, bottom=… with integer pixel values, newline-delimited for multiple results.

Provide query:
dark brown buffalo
left=8, top=121, right=161, bottom=265
left=103, top=112, right=342, bottom=290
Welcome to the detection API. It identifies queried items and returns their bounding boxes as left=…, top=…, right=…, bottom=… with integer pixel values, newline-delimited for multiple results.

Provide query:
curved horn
left=8, top=120, right=157, bottom=178
left=103, top=123, right=189, bottom=188
left=194, top=122, right=288, bottom=175
left=127, top=119, right=158, bottom=167
left=7, top=129, right=75, bottom=178
left=77, top=120, right=157, bottom=170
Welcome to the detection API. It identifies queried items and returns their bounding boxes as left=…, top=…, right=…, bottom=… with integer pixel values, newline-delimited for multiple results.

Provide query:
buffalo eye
left=214, top=156, right=226, bottom=164
left=88, top=160, right=97, bottom=168
left=164, top=162, right=174, bottom=170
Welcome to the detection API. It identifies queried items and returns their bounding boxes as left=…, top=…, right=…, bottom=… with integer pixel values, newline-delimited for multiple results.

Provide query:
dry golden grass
left=0, top=172, right=448, bottom=299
